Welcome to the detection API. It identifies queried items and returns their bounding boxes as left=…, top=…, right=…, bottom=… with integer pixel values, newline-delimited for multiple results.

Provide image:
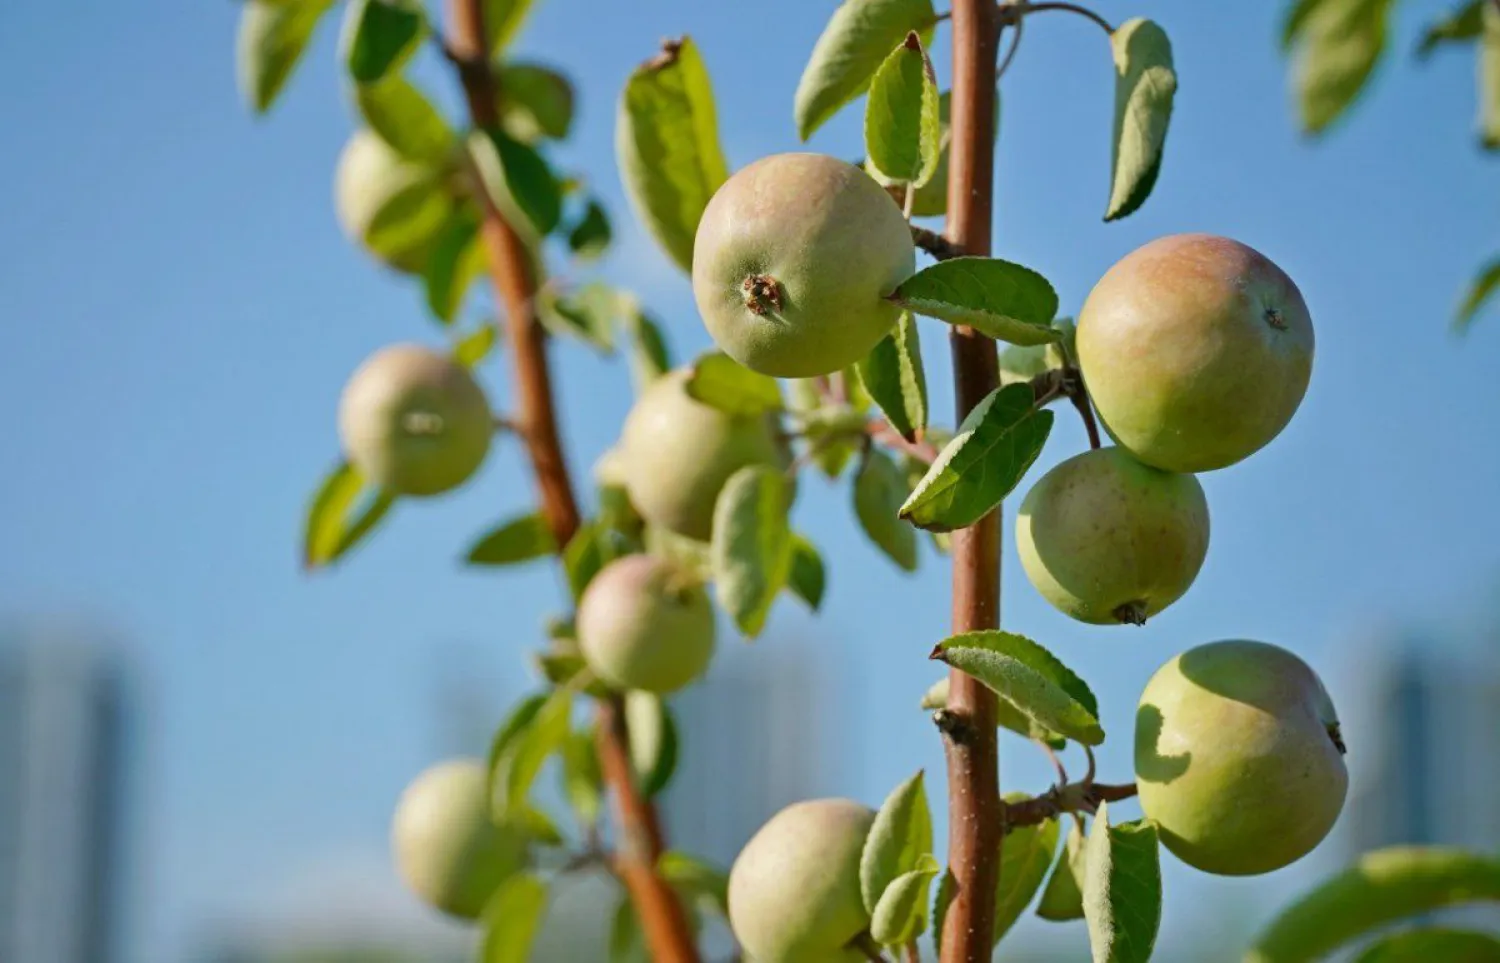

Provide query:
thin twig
left=905, top=942, right=922, bottom=963
left=1013, top=1, right=1115, bottom=34
left=1001, top=779, right=1139, bottom=833
left=868, top=419, right=940, bottom=463
left=1068, top=386, right=1102, bottom=448
left=1040, top=740, right=1068, bottom=785
left=911, top=224, right=966, bottom=260
left=995, top=13, right=1024, bottom=81
left=852, top=934, right=892, bottom=963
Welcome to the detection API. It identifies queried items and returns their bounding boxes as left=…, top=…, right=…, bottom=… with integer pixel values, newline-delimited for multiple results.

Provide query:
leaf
left=644, top=526, right=713, bottom=581
left=899, top=384, right=1053, bottom=532
left=489, top=689, right=572, bottom=818
left=624, top=308, right=672, bottom=390
left=1106, top=19, right=1177, bottom=221
left=1455, top=256, right=1500, bottom=331
left=355, top=74, right=455, bottom=163
left=559, top=728, right=603, bottom=830
left=854, top=449, right=919, bottom=572
left=539, top=282, right=622, bottom=352
left=567, top=199, right=613, bottom=260
left=483, top=0, right=535, bottom=53
left=480, top=872, right=548, bottom=963
left=795, top=0, right=939, bottom=141
left=858, top=312, right=927, bottom=442
left=659, top=851, right=731, bottom=918
left=303, top=459, right=395, bottom=568
left=339, top=0, right=426, bottom=84
left=624, top=690, right=678, bottom=797
left=562, top=520, right=628, bottom=602
left=1247, top=846, right=1500, bottom=963
left=787, top=533, right=827, bottom=610
left=1290, top=0, right=1394, bottom=136
left=1479, top=2, right=1500, bottom=148
left=871, top=856, right=941, bottom=946
left=919, top=676, right=1068, bottom=747
left=994, top=797, right=1061, bottom=944
left=931, top=631, right=1103, bottom=745
left=455, top=323, right=499, bottom=367
left=865, top=32, right=942, bottom=187
left=1036, top=818, right=1087, bottom=922
left=498, top=62, right=575, bottom=142
left=466, top=511, right=556, bottom=565
left=423, top=209, right=486, bottom=324
left=931, top=868, right=956, bottom=958
left=1416, top=1, right=1485, bottom=58
left=891, top=258, right=1060, bottom=346
left=685, top=351, right=783, bottom=415
left=617, top=37, right=729, bottom=273
left=861, top=770, right=934, bottom=914
left=237, top=0, right=333, bottom=115
left=480, top=127, right=562, bottom=237
left=361, top=165, right=453, bottom=269
left=711, top=466, right=793, bottom=637
left=1082, top=803, right=1162, bottom=963
left=509, top=804, right=564, bottom=846
left=1353, top=928, right=1500, bottom=963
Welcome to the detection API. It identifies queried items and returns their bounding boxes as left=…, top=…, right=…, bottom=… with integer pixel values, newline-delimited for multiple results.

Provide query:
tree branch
left=911, top=224, right=966, bottom=261
left=1001, top=780, right=1138, bottom=832
left=443, top=4, right=699, bottom=961
left=1011, top=1, right=1115, bottom=35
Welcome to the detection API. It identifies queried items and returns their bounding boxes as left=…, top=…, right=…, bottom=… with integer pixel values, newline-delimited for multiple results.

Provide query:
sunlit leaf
left=1105, top=19, right=1176, bottom=221
left=864, top=32, right=942, bottom=187
left=340, top=0, right=426, bottom=84
left=861, top=770, right=934, bottom=913
left=237, top=0, right=334, bottom=114
left=711, top=466, right=793, bottom=637
left=303, top=459, right=395, bottom=568
left=795, top=0, right=939, bottom=141
left=890, top=257, right=1060, bottom=346
left=932, top=631, right=1103, bottom=745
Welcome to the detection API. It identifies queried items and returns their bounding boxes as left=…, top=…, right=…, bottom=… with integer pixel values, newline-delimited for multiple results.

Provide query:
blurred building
left=0, top=629, right=136, bottom=963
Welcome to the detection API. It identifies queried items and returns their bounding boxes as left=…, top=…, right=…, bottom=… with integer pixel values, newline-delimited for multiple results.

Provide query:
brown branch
left=443, top=4, right=698, bottom=961
left=904, top=942, right=922, bottom=963
left=1001, top=780, right=1139, bottom=833
left=911, top=224, right=966, bottom=260
left=939, top=1, right=1005, bottom=961
left=1011, top=1, right=1115, bottom=35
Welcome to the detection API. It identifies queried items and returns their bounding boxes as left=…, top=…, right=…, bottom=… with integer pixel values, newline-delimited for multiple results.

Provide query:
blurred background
left=2, top=0, right=1498, bottom=960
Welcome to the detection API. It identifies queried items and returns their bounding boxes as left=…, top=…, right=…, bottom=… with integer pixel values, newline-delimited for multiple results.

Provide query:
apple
left=576, top=554, right=716, bottom=694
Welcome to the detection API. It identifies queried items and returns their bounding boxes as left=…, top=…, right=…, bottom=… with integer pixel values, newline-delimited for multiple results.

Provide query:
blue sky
left=2, top=1, right=1499, bottom=961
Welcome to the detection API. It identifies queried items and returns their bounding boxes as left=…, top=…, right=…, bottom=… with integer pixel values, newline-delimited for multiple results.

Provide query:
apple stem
left=851, top=933, right=893, bottom=963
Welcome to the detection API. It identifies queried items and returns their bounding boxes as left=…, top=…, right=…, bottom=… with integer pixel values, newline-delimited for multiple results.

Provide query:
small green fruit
left=728, top=798, right=877, bottom=963
left=692, top=153, right=915, bottom=378
left=338, top=344, right=492, bottom=497
left=334, top=130, right=450, bottom=274
left=1077, top=234, right=1314, bottom=472
left=391, top=759, right=528, bottom=919
left=619, top=369, right=788, bottom=541
left=576, top=554, right=715, bottom=694
left=1016, top=447, right=1209, bottom=625
left=1135, top=640, right=1348, bottom=876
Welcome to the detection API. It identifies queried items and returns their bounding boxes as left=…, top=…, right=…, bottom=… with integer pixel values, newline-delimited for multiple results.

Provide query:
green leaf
left=303, top=459, right=395, bottom=568
left=795, top=0, right=939, bottom=141
left=480, top=872, right=548, bottom=963
left=423, top=209, right=486, bottom=324
left=1290, top=0, right=1394, bottom=136
left=1082, top=803, right=1162, bottom=963
left=685, top=351, right=783, bottom=415
left=858, top=312, right=927, bottom=442
left=1354, top=929, right=1500, bottom=963
left=1416, top=1, right=1485, bottom=58
left=932, top=631, right=1103, bottom=745
left=711, top=466, right=793, bottom=637
left=466, top=511, right=556, bottom=566
left=1455, top=256, right=1500, bottom=332
left=660, top=851, right=731, bottom=918
left=891, top=258, right=1060, bottom=346
left=355, top=74, right=455, bottom=163
left=559, top=728, right=603, bottom=830
left=864, top=32, right=942, bottom=187
left=899, top=384, right=1053, bottom=532
left=562, top=520, right=628, bottom=602
left=1479, top=3, right=1500, bottom=148
left=932, top=868, right=956, bottom=958
left=567, top=199, right=613, bottom=261
left=498, top=62, right=575, bottom=142
left=617, top=37, right=729, bottom=273
left=861, top=770, right=934, bottom=914
left=1247, top=846, right=1500, bottom=963
left=994, top=797, right=1061, bottom=944
left=643, top=525, right=713, bottom=581
left=237, top=0, right=333, bottom=115
left=624, top=690, right=678, bottom=797
left=489, top=689, right=572, bottom=818
left=871, top=856, right=941, bottom=946
left=539, top=283, right=622, bottom=352
left=455, top=323, right=499, bottom=367
left=1105, top=19, right=1176, bottom=221
left=480, top=127, right=562, bottom=237
left=1036, top=818, right=1087, bottom=922
left=509, top=804, right=564, bottom=846
left=624, top=308, right=672, bottom=390
left=787, top=533, right=827, bottom=610
left=854, top=449, right=919, bottom=572
left=339, top=0, right=426, bottom=84
left=483, top=0, right=535, bottom=53
left=919, top=676, right=1067, bottom=748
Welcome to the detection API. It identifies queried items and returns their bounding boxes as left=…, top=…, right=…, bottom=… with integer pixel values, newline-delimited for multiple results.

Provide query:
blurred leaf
left=1416, top=1, right=1485, bottom=58
left=1455, top=255, right=1500, bottom=331
left=562, top=520, right=628, bottom=602
left=994, top=798, right=1060, bottom=943
left=795, top=0, right=939, bottom=141
left=854, top=449, right=919, bottom=572
left=1247, top=846, right=1500, bottom=963
left=1106, top=19, right=1176, bottom=221
left=685, top=351, right=783, bottom=415
left=1082, top=804, right=1161, bottom=963
left=900, top=384, right=1053, bottom=532
left=891, top=257, right=1060, bottom=346
left=872, top=856, right=941, bottom=946
left=932, top=631, right=1103, bottom=745
left=660, top=851, right=731, bottom=918
left=509, top=804, right=564, bottom=846
left=1288, top=0, right=1394, bottom=136
left=423, top=209, right=486, bottom=324
left=1353, top=928, right=1500, bottom=962
left=466, top=511, right=556, bottom=565
left=711, top=466, right=793, bottom=637
left=480, top=872, right=548, bottom=963
left=539, top=282, right=622, bottom=352
left=567, top=198, right=613, bottom=261
left=499, top=62, right=575, bottom=142
left=1036, top=818, right=1088, bottom=922
left=644, top=525, right=713, bottom=580
left=624, top=690, right=678, bottom=797
left=489, top=689, right=572, bottom=818
left=364, top=173, right=453, bottom=269
left=355, top=74, right=455, bottom=163
left=1479, top=3, right=1500, bottom=148
left=483, top=0, right=535, bottom=53
left=339, top=0, right=426, bottom=84
left=617, top=37, right=728, bottom=273
left=609, top=894, right=647, bottom=963
left=237, top=0, right=333, bottom=114
left=559, top=728, right=603, bottom=830
left=787, top=533, right=827, bottom=610
left=931, top=867, right=956, bottom=958
left=858, top=311, right=928, bottom=442
left=303, top=459, right=395, bottom=568
left=861, top=770, right=934, bottom=914
left=480, top=127, right=562, bottom=236
left=865, top=32, right=942, bottom=187
left=624, top=307, right=672, bottom=390
left=455, top=323, right=499, bottom=367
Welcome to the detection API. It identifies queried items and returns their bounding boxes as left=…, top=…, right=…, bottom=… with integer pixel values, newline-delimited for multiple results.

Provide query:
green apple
left=576, top=554, right=716, bottom=694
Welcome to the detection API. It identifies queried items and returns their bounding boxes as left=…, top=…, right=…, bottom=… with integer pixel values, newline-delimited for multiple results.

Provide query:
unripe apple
left=391, top=759, right=528, bottom=919
left=576, top=554, right=716, bottom=694
left=1135, top=640, right=1347, bottom=876
left=728, top=798, right=877, bottom=963
left=334, top=130, right=449, bottom=274
left=692, top=153, right=915, bottom=378
left=619, top=369, right=789, bottom=541
left=1077, top=234, right=1314, bottom=472
left=338, top=344, right=492, bottom=497
left=1016, top=447, right=1209, bottom=625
